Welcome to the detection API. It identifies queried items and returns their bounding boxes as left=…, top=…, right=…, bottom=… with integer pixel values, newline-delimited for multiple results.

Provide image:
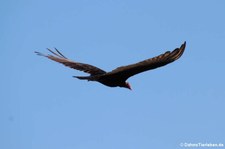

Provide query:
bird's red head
left=125, top=82, right=132, bottom=90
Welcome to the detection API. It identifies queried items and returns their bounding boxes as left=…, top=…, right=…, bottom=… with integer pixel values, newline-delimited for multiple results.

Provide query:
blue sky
left=1, top=0, right=225, bottom=149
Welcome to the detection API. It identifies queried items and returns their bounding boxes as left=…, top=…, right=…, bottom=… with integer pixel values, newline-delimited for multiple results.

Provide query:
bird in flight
left=35, top=42, right=186, bottom=90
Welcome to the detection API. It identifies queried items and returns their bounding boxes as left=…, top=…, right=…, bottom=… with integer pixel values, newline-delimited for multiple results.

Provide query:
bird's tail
left=73, top=76, right=91, bottom=80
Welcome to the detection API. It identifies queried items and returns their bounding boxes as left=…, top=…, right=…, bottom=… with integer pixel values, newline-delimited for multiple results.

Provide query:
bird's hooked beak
left=126, top=82, right=132, bottom=90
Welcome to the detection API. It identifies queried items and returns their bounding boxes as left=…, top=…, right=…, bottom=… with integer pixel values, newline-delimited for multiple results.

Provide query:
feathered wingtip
left=181, top=41, right=186, bottom=50
left=177, top=41, right=186, bottom=58
left=169, top=41, right=186, bottom=61
left=47, top=48, right=67, bottom=59
left=34, top=51, right=46, bottom=57
left=35, top=48, right=67, bottom=59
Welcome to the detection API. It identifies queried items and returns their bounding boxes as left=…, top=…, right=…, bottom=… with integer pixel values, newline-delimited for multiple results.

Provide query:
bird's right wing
left=106, top=42, right=186, bottom=81
left=35, top=48, right=106, bottom=75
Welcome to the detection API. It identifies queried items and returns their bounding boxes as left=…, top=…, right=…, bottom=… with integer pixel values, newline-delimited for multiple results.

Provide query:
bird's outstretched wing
left=35, top=48, right=106, bottom=75
left=105, top=41, right=186, bottom=81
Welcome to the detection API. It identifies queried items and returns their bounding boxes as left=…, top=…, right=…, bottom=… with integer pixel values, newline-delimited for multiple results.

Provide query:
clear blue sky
left=1, top=0, right=225, bottom=149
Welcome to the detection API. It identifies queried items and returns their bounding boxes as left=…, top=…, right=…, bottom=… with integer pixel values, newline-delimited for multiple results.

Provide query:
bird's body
left=78, top=75, right=131, bottom=88
left=35, top=42, right=186, bottom=90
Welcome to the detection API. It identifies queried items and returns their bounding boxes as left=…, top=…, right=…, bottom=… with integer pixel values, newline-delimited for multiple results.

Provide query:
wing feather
left=35, top=49, right=106, bottom=75
left=105, top=41, right=186, bottom=81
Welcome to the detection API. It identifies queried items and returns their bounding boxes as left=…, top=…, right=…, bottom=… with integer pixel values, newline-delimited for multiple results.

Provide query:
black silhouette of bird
left=35, top=42, right=186, bottom=90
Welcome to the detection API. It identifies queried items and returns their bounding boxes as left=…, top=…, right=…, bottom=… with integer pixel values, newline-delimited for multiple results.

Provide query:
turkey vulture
left=35, top=42, right=186, bottom=90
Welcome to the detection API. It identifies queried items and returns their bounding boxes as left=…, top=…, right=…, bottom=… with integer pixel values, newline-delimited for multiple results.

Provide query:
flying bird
left=35, top=42, right=186, bottom=90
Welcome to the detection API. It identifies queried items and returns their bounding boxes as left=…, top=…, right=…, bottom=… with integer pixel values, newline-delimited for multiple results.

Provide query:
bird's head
left=125, top=82, right=132, bottom=90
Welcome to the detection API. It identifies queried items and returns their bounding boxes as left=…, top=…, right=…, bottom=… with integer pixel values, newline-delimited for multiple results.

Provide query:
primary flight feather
left=35, top=41, right=186, bottom=90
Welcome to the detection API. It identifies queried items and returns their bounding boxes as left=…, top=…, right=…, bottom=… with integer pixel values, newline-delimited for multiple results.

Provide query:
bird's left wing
left=105, top=41, right=186, bottom=81
left=35, top=48, right=106, bottom=75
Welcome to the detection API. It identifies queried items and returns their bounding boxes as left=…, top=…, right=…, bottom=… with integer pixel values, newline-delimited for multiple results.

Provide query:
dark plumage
left=35, top=42, right=186, bottom=90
